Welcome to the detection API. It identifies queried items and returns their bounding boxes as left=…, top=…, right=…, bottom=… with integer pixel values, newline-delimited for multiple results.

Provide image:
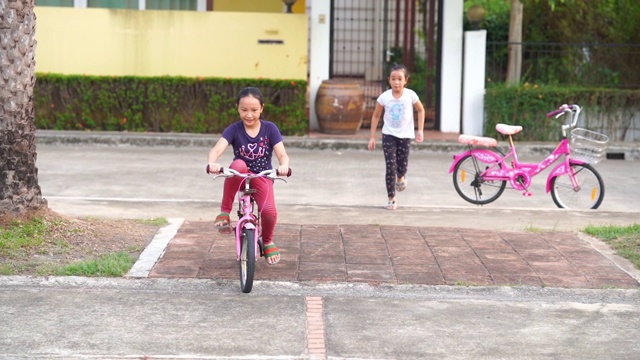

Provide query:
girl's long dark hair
left=236, top=87, right=265, bottom=106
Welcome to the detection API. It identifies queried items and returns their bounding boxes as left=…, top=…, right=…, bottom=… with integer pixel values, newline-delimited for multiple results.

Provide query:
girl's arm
left=414, top=100, right=426, bottom=142
left=367, top=103, right=384, bottom=151
left=207, top=137, right=230, bottom=173
left=273, top=142, right=290, bottom=176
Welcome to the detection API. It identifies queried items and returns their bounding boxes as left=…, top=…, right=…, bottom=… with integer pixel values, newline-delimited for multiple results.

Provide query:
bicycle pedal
left=522, top=191, right=533, bottom=197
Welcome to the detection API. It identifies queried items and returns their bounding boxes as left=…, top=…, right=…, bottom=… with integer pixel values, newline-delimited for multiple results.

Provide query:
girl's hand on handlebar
left=207, top=162, right=222, bottom=174
left=276, top=165, right=290, bottom=177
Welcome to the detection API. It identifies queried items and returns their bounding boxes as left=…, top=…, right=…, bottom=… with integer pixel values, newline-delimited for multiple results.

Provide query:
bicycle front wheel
left=452, top=153, right=506, bottom=205
left=550, top=163, right=604, bottom=210
left=239, top=228, right=256, bottom=293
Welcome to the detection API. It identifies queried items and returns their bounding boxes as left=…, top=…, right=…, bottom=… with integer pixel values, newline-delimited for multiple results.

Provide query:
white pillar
left=462, top=30, right=487, bottom=136
left=308, top=0, right=331, bottom=131
left=439, top=0, right=464, bottom=133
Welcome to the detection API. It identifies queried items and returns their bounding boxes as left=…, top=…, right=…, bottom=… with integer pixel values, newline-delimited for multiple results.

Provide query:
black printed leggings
left=382, top=134, right=411, bottom=198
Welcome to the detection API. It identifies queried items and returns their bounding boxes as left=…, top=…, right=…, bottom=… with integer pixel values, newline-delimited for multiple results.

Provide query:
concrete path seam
left=126, top=218, right=185, bottom=278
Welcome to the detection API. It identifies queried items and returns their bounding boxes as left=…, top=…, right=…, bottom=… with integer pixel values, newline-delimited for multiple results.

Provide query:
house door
left=329, top=0, right=439, bottom=130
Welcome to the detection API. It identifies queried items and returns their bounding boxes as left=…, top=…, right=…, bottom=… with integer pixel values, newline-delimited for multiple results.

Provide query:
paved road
left=0, top=132, right=638, bottom=359
left=35, top=139, right=640, bottom=230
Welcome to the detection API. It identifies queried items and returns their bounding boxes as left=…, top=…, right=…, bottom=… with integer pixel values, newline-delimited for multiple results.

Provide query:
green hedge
left=484, top=84, right=640, bottom=141
left=34, top=74, right=308, bottom=136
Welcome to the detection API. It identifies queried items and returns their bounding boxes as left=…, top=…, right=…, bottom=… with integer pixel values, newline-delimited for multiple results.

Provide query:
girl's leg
left=252, top=177, right=277, bottom=243
left=219, top=159, right=248, bottom=214
left=252, top=177, right=279, bottom=264
left=382, top=134, right=398, bottom=199
left=395, top=137, right=411, bottom=185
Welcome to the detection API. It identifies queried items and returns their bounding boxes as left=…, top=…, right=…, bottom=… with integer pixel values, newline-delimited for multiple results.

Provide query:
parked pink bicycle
left=449, top=104, right=610, bottom=209
left=207, top=166, right=290, bottom=293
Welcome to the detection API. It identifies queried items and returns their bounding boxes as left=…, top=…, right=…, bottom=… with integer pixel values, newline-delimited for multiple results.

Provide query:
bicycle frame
left=209, top=167, right=289, bottom=259
left=208, top=166, right=290, bottom=293
left=449, top=104, right=607, bottom=209
left=449, top=137, right=584, bottom=195
left=234, top=178, right=261, bottom=261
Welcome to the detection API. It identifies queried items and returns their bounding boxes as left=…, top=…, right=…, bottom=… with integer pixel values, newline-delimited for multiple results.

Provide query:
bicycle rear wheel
left=239, top=228, right=256, bottom=293
left=550, top=163, right=604, bottom=209
left=452, top=153, right=506, bottom=205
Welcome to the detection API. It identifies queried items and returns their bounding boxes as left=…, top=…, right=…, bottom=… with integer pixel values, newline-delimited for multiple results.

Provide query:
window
left=37, top=0, right=74, bottom=6
left=147, top=0, right=198, bottom=10
left=88, top=0, right=138, bottom=9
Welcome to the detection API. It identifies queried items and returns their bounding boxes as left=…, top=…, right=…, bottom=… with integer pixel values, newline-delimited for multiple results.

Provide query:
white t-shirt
left=377, top=88, right=419, bottom=139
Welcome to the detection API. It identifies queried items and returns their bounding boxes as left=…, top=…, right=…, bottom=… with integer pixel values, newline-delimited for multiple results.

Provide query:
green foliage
left=47, top=252, right=137, bottom=277
left=0, top=217, right=49, bottom=258
left=463, top=0, right=511, bottom=42
left=584, top=223, right=640, bottom=270
left=35, top=74, right=308, bottom=136
left=484, top=83, right=640, bottom=141
left=524, top=0, right=640, bottom=44
left=140, top=218, right=169, bottom=226
left=520, top=0, right=640, bottom=88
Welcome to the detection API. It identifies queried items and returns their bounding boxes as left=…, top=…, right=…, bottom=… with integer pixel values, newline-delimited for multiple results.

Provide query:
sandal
left=396, top=179, right=407, bottom=192
left=263, top=243, right=281, bottom=265
left=214, top=212, right=233, bottom=234
left=385, top=200, right=397, bottom=210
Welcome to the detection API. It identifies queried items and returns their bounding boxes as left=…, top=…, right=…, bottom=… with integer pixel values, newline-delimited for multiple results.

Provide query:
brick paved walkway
left=149, top=221, right=640, bottom=289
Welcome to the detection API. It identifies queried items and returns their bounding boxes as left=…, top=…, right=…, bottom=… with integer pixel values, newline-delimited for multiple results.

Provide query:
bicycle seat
left=496, top=124, right=523, bottom=135
left=457, top=134, right=498, bottom=147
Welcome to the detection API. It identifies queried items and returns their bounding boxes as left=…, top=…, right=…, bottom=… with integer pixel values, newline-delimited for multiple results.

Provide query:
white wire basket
left=570, top=128, right=610, bottom=164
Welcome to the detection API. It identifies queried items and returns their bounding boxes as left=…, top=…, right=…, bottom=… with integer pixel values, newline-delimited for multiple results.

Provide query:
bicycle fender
left=448, top=149, right=503, bottom=174
left=546, top=160, right=586, bottom=193
left=235, top=221, right=258, bottom=258
left=546, top=163, right=571, bottom=193
left=235, top=221, right=256, bottom=239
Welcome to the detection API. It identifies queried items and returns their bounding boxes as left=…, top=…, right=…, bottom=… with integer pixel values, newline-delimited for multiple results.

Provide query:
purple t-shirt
left=222, top=120, right=284, bottom=173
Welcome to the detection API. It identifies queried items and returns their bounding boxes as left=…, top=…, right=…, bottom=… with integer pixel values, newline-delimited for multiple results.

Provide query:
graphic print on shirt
left=388, top=103, right=404, bottom=128
left=240, top=136, right=270, bottom=160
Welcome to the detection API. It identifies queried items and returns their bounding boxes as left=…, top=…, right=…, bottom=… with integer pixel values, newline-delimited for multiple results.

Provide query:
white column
left=197, top=0, right=206, bottom=11
left=308, top=0, right=331, bottom=131
left=462, top=30, right=487, bottom=136
left=439, top=0, right=464, bottom=133
left=74, top=0, right=87, bottom=8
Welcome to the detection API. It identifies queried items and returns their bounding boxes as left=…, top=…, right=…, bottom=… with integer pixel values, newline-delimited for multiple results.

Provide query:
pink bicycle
left=208, top=166, right=290, bottom=293
left=449, top=104, right=609, bottom=209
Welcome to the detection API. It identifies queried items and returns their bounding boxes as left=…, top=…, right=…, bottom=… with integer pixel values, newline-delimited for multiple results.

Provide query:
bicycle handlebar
left=206, top=165, right=292, bottom=179
left=546, top=104, right=582, bottom=136
left=546, top=104, right=570, bottom=118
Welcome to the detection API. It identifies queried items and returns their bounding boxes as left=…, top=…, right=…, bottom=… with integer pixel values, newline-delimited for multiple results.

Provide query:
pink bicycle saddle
left=496, top=124, right=523, bottom=135
left=457, top=134, right=498, bottom=147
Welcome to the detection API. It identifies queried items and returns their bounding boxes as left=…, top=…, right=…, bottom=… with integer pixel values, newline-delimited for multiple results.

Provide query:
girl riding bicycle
left=207, top=87, right=290, bottom=265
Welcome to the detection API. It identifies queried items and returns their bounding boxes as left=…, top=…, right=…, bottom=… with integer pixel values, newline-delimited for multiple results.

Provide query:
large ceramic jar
left=315, top=79, right=365, bottom=134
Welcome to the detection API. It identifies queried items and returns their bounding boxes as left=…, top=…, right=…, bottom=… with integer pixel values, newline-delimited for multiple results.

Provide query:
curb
left=35, top=130, right=640, bottom=159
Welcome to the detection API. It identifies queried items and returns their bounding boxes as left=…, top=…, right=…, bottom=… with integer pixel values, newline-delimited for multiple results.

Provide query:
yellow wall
left=214, top=0, right=282, bottom=12
left=34, top=7, right=308, bottom=79
left=213, top=0, right=306, bottom=13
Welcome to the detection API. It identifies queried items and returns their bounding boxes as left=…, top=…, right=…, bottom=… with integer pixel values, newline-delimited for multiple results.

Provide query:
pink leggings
left=221, top=159, right=277, bottom=244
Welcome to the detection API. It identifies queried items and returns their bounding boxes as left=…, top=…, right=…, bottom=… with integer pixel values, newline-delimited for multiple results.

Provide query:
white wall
left=439, top=0, right=464, bottom=133
left=308, top=0, right=332, bottom=131
left=462, top=30, right=487, bottom=136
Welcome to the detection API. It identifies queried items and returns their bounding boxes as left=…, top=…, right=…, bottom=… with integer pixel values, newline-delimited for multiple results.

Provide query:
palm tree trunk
left=507, top=0, right=523, bottom=86
left=0, top=0, right=47, bottom=215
